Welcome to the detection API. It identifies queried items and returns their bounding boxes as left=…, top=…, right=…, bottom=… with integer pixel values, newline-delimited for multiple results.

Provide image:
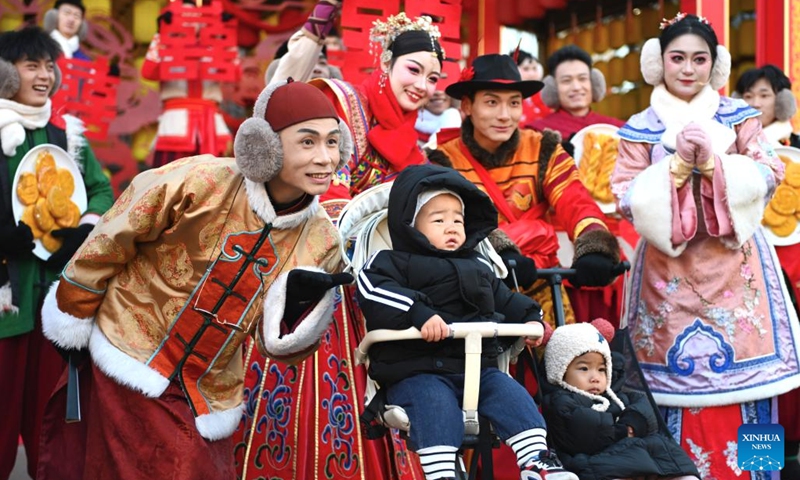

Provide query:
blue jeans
left=386, top=367, right=545, bottom=450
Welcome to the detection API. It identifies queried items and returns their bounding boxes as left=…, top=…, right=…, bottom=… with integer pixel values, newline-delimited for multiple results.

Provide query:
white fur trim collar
left=195, top=403, right=245, bottom=441
left=650, top=84, right=737, bottom=154
left=62, top=114, right=86, bottom=170
left=244, top=179, right=319, bottom=229
left=0, top=98, right=51, bottom=157
left=41, top=281, right=94, bottom=349
left=762, top=120, right=794, bottom=147
left=261, top=266, right=336, bottom=361
left=89, top=325, right=170, bottom=398
left=50, top=30, right=80, bottom=59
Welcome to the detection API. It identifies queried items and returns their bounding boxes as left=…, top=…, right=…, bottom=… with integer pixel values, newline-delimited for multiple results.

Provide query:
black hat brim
left=445, top=80, right=544, bottom=100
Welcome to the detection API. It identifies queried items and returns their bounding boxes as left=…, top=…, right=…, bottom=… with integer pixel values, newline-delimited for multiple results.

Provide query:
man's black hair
left=547, top=45, right=592, bottom=76
left=735, top=64, right=792, bottom=95
left=659, top=14, right=718, bottom=64
left=0, top=26, right=62, bottom=64
left=511, top=49, right=537, bottom=67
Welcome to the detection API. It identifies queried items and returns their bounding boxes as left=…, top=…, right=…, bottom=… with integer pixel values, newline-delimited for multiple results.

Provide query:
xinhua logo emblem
left=738, top=424, right=784, bottom=472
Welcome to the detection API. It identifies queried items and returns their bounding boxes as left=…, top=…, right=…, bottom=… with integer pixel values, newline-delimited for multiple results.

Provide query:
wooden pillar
left=755, top=0, right=789, bottom=71
left=469, top=0, right=500, bottom=59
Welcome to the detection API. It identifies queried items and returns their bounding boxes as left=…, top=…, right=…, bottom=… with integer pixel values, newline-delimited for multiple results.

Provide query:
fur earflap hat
left=233, top=78, right=353, bottom=183
left=544, top=319, right=625, bottom=412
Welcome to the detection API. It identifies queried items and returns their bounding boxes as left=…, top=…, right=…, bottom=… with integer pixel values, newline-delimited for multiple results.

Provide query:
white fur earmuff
left=538, top=67, right=607, bottom=109
left=0, top=58, right=61, bottom=99
left=640, top=37, right=731, bottom=91
left=775, top=89, right=798, bottom=122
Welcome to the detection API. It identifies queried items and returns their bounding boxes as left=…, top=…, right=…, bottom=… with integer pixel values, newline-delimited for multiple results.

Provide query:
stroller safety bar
left=355, top=322, right=543, bottom=436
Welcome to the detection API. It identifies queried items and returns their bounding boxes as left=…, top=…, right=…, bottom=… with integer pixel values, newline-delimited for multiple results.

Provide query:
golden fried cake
left=55, top=201, right=81, bottom=228
left=34, top=197, right=56, bottom=231
left=16, top=172, right=39, bottom=205
left=56, top=168, right=75, bottom=197
left=21, top=205, right=45, bottom=239
left=47, top=186, right=70, bottom=218
left=41, top=230, right=63, bottom=253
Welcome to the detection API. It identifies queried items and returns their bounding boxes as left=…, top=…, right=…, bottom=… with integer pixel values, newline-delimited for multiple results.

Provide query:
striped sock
left=417, top=445, right=458, bottom=479
left=506, top=427, right=548, bottom=468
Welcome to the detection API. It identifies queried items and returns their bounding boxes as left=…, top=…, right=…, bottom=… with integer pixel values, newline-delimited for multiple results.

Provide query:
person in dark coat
left=543, top=320, right=700, bottom=480
left=356, top=164, right=578, bottom=480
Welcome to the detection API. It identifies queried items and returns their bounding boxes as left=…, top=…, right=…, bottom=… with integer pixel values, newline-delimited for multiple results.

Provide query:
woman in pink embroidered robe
left=611, top=13, right=800, bottom=480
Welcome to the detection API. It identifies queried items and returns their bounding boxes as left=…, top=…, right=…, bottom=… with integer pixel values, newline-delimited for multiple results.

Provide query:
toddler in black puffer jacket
left=543, top=320, right=700, bottom=480
left=357, top=164, right=578, bottom=480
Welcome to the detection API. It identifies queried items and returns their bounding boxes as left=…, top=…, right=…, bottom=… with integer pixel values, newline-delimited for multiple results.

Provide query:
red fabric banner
left=158, top=1, right=239, bottom=82
left=52, top=56, right=119, bottom=141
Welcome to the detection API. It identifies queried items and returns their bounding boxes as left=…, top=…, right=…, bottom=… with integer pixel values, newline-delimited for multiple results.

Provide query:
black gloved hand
left=499, top=251, right=537, bottom=290
left=283, top=270, right=354, bottom=332
left=156, top=11, right=173, bottom=32
left=562, top=134, right=576, bottom=158
left=617, top=409, right=649, bottom=438
left=107, top=63, right=120, bottom=77
left=45, top=224, right=93, bottom=271
left=0, top=222, right=35, bottom=257
left=54, top=344, right=90, bottom=364
left=222, top=11, right=234, bottom=22
left=571, top=253, right=626, bottom=287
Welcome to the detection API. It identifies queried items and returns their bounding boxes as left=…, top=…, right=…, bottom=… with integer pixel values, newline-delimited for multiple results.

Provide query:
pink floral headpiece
left=659, top=12, right=711, bottom=30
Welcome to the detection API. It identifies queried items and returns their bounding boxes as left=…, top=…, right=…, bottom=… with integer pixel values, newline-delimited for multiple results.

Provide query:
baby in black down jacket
left=542, top=320, right=700, bottom=480
left=356, top=164, right=577, bottom=480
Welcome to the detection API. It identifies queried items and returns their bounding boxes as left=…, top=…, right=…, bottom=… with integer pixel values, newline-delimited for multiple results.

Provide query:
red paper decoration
left=52, top=56, right=120, bottom=141
left=157, top=1, right=239, bottom=82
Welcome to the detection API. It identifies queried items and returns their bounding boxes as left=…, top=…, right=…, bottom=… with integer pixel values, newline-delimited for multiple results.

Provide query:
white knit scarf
left=0, top=98, right=52, bottom=157
left=650, top=83, right=737, bottom=155
left=50, top=30, right=80, bottom=59
left=762, top=120, right=794, bottom=147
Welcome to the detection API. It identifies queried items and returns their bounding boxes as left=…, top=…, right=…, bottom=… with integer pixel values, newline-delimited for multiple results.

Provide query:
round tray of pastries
left=762, top=146, right=800, bottom=246
left=11, top=144, right=87, bottom=260
left=571, top=123, right=621, bottom=215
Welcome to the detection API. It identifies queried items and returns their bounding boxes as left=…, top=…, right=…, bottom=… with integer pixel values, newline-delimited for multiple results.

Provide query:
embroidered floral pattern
left=321, top=355, right=359, bottom=478
left=686, top=438, right=715, bottom=480
left=634, top=299, right=669, bottom=356
left=723, top=441, right=742, bottom=476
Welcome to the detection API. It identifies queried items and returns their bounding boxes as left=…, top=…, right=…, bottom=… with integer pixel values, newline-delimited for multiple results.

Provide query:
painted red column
left=476, top=0, right=500, bottom=57
left=756, top=0, right=788, bottom=71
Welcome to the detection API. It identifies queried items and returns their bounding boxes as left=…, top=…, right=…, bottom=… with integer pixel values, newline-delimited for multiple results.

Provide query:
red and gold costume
left=437, top=128, right=608, bottom=326
left=39, top=156, right=342, bottom=479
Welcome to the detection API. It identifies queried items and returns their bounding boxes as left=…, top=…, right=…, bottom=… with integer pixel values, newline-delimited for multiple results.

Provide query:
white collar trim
left=244, top=179, right=319, bottom=229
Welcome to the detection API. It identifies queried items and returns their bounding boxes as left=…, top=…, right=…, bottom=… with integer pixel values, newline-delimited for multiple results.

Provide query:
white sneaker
left=520, top=450, right=579, bottom=480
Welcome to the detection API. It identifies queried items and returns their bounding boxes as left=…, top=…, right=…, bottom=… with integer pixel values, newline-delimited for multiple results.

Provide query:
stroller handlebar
left=355, top=322, right=543, bottom=366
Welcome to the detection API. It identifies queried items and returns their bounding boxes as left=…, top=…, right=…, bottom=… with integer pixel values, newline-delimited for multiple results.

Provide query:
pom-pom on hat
left=233, top=78, right=353, bottom=183
left=544, top=319, right=625, bottom=412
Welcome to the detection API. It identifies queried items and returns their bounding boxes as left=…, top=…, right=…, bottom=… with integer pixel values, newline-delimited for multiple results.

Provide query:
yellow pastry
left=41, top=230, right=63, bottom=253
left=21, top=205, right=45, bottom=239
left=56, top=200, right=81, bottom=228
left=47, top=185, right=70, bottom=218
left=34, top=197, right=55, bottom=231
left=56, top=168, right=75, bottom=197
left=16, top=172, right=39, bottom=205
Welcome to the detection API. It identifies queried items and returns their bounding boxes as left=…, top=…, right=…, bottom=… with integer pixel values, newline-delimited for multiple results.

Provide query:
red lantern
left=517, top=1, right=546, bottom=20
left=539, top=0, right=567, bottom=9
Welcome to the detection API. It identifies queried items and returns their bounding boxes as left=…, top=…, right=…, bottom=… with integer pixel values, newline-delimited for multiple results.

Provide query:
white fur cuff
left=41, top=281, right=94, bottom=349
left=89, top=325, right=170, bottom=398
left=261, top=266, right=337, bottom=360
left=628, top=159, right=688, bottom=257
left=718, top=154, right=768, bottom=247
left=195, top=403, right=245, bottom=441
